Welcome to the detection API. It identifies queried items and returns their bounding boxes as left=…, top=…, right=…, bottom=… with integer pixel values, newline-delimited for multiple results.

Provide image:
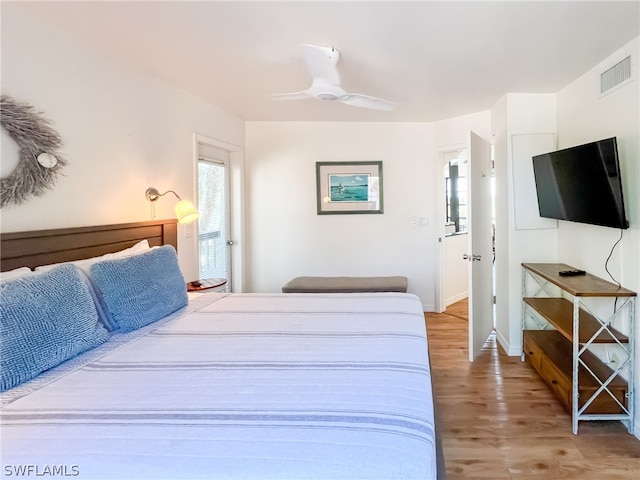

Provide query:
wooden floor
left=426, top=299, right=640, bottom=479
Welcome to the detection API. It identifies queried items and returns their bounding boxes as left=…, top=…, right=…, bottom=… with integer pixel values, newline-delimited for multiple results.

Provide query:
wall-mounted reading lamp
left=145, top=187, right=200, bottom=224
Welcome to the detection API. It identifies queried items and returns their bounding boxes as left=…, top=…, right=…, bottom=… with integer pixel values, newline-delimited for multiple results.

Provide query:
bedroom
left=1, top=1, right=639, bottom=478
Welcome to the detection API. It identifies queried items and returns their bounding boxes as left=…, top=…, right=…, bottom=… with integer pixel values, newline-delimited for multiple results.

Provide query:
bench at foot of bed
left=282, top=276, right=408, bottom=293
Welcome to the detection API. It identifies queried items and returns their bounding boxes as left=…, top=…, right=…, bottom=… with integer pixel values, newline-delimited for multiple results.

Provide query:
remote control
left=558, top=269, right=586, bottom=276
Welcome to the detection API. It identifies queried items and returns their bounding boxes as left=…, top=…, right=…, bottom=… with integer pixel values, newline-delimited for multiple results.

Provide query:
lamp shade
left=174, top=199, right=200, bottom=224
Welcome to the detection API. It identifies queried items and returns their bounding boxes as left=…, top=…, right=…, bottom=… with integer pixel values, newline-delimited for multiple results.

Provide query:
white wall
left=0, top=5, right=245, bottom=280
left=492, top=93, right=558, bottom=355
left=245, top=112, right=491, bottom=309
left=433, top=111, right=492, bottom=148
left=556, top=37, right=639, bottom=286
left=556, top=36, right=639, bottom=438
left=491, top=95, right=511, bottom=351
left=245, top=122, right=438, bottom=308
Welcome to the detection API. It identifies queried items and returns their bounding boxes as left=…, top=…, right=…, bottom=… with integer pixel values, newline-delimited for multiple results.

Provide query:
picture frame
left=315, top=161, right=383, bottom=215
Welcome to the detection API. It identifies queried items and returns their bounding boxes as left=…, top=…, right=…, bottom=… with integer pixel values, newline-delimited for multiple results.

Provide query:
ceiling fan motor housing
left=320, top=46, right=340, bottom=65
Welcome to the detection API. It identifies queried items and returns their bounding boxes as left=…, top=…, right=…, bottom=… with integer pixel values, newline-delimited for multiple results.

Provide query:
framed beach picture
left=315, top=161, right=383, bottom=215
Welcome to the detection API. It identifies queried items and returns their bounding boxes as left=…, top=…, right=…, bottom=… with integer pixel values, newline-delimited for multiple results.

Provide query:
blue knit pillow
left=0, top=264, right=110, bottom=392
left=88, top=245, right=187, bottom=333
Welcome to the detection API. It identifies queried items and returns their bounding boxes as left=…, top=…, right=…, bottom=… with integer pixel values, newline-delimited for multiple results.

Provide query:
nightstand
left=187, top=278, right=227, bottom=292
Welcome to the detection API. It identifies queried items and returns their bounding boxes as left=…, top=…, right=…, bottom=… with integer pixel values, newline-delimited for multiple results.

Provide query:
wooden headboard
left=0, top=219, right=177, bottom=272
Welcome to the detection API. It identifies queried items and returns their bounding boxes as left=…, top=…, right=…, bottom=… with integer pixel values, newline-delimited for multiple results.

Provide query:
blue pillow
left=79, top=267, right=118, bottom=332
left=0, top=264, right=110, bottom=392
left=74, top=268, right=119, bottom=331
left=88, top=245, right=188, bottom=333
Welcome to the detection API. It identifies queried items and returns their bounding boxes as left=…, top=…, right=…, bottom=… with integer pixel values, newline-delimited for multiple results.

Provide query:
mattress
left=1, top=292, right=436, bottom=479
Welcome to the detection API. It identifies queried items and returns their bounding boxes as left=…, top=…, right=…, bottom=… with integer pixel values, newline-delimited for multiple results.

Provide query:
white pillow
left=92, top=239, right=151, bottom=262
left=35, top=239, right=151, bottom=272
left=0, top=267, right=34, bottom=283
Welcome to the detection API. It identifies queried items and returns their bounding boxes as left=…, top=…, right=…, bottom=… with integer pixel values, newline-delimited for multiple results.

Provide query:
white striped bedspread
left=1, top=292, right=436, bottom=480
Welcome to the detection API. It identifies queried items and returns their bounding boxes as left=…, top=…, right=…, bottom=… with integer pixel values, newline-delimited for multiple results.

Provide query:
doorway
left=194, top=133, right=244, bottom=292
left=198, top=154, right=230, bottom=286
left=442, top=148, right=469, bottom=306
left=435, top=132, right=495, bottom=361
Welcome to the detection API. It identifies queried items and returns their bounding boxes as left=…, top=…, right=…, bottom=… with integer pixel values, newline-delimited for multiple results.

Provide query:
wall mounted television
left=532, top=137, right=629, bottom=230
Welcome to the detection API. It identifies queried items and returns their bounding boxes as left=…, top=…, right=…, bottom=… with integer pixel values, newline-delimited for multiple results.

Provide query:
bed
left=0, top=220, right=440, bottom=479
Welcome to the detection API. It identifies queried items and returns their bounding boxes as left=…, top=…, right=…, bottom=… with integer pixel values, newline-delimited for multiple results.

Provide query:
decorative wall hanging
left=0, top=95, right=66, bottom=208
left=316, top=161, right=383, bottom=215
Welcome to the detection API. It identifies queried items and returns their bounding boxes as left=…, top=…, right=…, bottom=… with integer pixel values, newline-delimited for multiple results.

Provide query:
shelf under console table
left=521, top=262, right=636, bottom=434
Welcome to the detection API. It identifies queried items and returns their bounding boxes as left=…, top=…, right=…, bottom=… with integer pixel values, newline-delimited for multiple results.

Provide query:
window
left=444, top=150, right=467, bottom=235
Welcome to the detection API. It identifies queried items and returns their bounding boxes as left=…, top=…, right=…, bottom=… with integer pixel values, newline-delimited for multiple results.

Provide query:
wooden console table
left=521, top=263, right=636, bottom=434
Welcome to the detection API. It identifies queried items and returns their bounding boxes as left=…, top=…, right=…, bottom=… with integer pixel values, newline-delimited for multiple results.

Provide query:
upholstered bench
left=282, top=276, right=408, bottom=293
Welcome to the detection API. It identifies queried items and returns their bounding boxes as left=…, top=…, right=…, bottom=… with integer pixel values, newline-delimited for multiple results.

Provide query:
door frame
left=435, top=143, right=467, bottom=313
left=193, top=133, right=245, bottom=292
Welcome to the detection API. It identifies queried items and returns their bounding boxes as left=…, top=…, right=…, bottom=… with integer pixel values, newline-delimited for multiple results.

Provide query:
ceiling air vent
left=600, top=55, right=632, bottom=96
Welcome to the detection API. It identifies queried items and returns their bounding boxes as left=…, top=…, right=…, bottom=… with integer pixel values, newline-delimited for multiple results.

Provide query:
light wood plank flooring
left=426, top=299, right=640, bottom=479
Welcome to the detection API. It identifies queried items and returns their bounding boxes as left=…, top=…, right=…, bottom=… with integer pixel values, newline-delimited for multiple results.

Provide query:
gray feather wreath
left=1, top=95, right=67, bottom=208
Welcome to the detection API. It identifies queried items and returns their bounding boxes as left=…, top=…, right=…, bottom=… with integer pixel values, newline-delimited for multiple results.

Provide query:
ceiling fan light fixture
left=318, top=92, right=339, bottom=101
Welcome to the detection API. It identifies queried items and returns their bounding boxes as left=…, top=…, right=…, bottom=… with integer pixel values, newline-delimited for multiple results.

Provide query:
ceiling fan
left=272, top=44, right=396, bottom=111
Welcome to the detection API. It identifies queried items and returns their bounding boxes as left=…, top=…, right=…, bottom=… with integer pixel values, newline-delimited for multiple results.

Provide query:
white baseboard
left=495, top=328, right=521, bottom=356
left=422, top=303, right=436, bottom=312
left=445, top=291, right=468, bottom=307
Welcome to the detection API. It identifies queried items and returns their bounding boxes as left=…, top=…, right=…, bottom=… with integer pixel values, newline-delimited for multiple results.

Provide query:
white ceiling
left=8, top=1, right=640, bottom=122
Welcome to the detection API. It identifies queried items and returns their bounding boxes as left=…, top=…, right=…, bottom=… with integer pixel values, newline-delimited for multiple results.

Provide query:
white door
left=198, top=156, right=231, bottom=288
left=467, top=131, right=494, bottom=361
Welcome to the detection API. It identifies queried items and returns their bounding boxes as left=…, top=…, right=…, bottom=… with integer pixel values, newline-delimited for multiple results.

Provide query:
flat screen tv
left=532, top=137, right=629, bottom=229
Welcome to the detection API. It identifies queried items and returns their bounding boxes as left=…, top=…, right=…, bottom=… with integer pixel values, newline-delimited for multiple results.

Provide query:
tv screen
left=532, top=137, right=629, bottom=229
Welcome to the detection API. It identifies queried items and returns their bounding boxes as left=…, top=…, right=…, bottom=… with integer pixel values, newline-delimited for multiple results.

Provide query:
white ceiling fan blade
left=302, top=44, right=340, bottom=85
left=270, top=90, right=311, bottom=101
left=340, top=93, right=396, bottom=111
